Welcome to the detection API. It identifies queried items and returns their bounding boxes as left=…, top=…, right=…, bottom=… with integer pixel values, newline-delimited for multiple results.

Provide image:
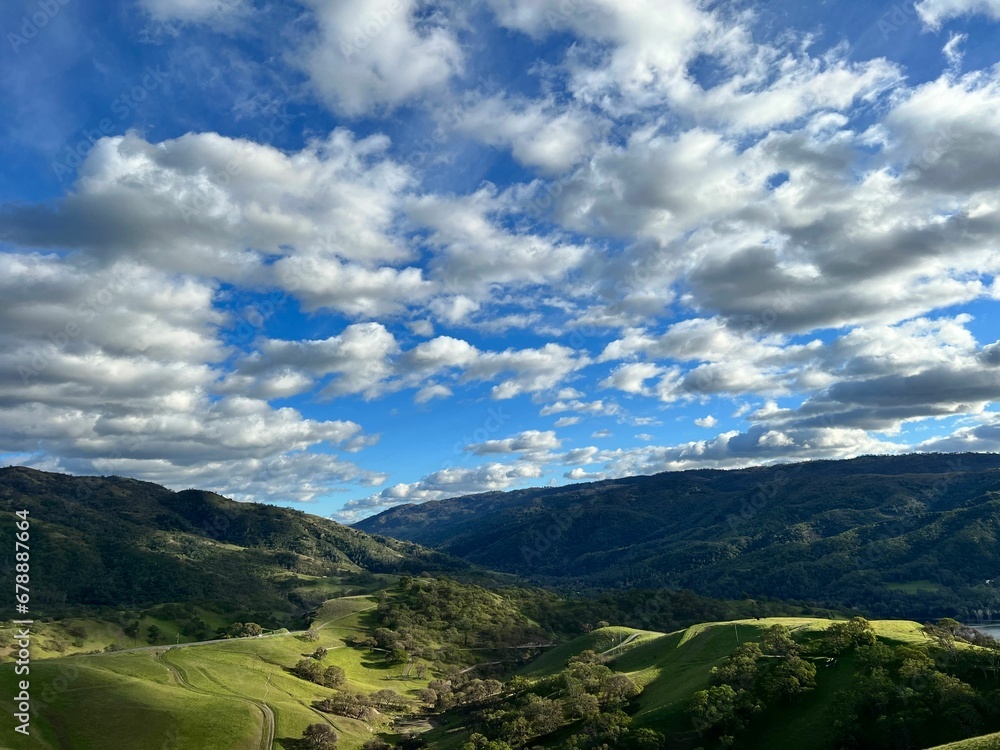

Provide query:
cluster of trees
left=830, top=619, right=1000, bottom=749
left=463, top=706, right=661, bottom=750
left=537, top=651, right=642, bottom=714
left=923, top=617, right=1000, bottom=650
left=690, top=624, right=818, bottom=746
left=345, top=625, right=415, bottom=666
left=387, top=576, right=548, bottom=649
left=346, top=576, right=550, bottom=669
left=120, top=604, right=271, bottom=646
left=444, top=650, right=655, bottom=749
left=227, top=622, right=264, bottom=638
left=415, top=677, right=519, bottom=712
left=477, top=690, right=564, bottom=743
left=179, top=617, right=214, bottom=640
left=561, top=712, right=664, bottom=750
left=361, top=736, right=427, bottom=750
left=132, top=615, right=265, bottom=645
left=301, top=723, right=337, bottom=749
left=294, top=659, right=346, bottom=688
left=291, top=587, right=1000, bottom=750
left=316, top=688, right=406, bottom=719
left=690, top=618, right=1000, bottom=749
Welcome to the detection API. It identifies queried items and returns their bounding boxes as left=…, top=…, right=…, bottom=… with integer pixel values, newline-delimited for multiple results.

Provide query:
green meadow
left=0, top=594, right=436, bottom=750
left=423, top=617, right=967, bottom=750
left=4, top=601, right=999, bottom=750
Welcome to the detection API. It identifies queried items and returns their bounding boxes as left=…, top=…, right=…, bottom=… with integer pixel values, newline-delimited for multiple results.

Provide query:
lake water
left=968, top=623, right=1000, bottom=638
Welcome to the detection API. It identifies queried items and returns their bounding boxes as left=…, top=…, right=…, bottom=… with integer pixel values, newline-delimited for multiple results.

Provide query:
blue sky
left=2, top=0, right=1000, bottom=522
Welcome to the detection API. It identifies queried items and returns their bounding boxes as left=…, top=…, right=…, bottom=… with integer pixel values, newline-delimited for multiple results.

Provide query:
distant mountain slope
left=355, top=453, right=1000, bottom=618
left=0, top=467, right=463, bottom=614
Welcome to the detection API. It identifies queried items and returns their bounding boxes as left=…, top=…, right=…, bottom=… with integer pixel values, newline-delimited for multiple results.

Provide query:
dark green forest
left=3, top=463, right=1000, bottom=749
left=0, top=466, right=463, bottom=616
left=357, top=453, right=1000, bottom=619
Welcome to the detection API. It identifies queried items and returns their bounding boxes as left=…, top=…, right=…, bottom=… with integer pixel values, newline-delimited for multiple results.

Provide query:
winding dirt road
left=154, top=649, right=276, bottom=750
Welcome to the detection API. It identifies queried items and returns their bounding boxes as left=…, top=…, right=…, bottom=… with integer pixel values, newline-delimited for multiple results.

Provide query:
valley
left=4, top=577, right=1000, bottom=749
left=356, top=453, right=1000, bottom=621
left=3, top=465, right=1000, bottom=749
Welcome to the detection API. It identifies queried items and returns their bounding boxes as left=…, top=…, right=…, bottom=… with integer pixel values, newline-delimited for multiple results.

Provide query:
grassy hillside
left=516, top=626, right=662, bottom=678
left=0, top=467, right=464, bottom=619
left=931, top=734, right=1000, bottom=749
left=0, top=574, right=618, bottom=749
left=618, top=618, right=929, bottom=743
left=551, top=619, right=925, bottom=740
left=425, top=616, right=1000, bottom=750
left=4, top=463, right=999, bottom=749
left=0, top=594, right=426, bottom=749
left=3, top=573, right=998, bottom=750
left=356, top=452, right=1000, bottom=619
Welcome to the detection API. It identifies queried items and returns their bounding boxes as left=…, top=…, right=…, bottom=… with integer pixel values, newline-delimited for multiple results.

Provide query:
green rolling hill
left=0, top=594, right=411, bottom=749
left=424, top=615, right=1000, bottom=750
left=3, top=570, right=999, bottom=749
left=931, top=735, right=1000, bottom=749
left=3, top=465, right=1000, bottom=749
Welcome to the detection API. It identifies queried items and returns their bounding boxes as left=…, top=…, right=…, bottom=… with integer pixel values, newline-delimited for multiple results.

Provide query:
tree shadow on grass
left=356, top=609, right=381, bottom=629
left=359, top=652, right=396, bottom=671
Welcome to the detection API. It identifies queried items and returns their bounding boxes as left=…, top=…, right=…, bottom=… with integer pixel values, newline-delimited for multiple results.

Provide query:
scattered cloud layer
left=916, top=0, right=1000, bottom=29
left=3, top=0, right=1000, bottom=518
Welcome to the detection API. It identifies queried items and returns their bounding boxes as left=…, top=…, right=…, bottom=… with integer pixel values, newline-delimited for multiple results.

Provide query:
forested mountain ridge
left=3, top=462, right=1000, bottom=749
left=0, top=466, right=464, bottom=614
left=356, top=453, right=1000, bottom=619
